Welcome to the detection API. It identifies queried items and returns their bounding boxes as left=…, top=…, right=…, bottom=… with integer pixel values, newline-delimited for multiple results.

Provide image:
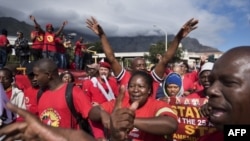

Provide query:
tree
left=86, top=41, right=103, bottom=53
left=144, top=41, right=184, bottom=64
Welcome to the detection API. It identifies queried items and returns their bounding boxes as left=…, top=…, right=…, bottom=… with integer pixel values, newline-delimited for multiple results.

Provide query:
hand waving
left=29, top=15, right=35, bottom=21
left=86, top=17, right=105, bottom=37
left=63, top=21, right=68, bottom=26
left=177, top=18, right=199, bottom=38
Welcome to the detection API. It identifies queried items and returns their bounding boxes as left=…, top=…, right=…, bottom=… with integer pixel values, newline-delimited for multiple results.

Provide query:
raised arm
left=86, top=17, right=122, bottom=76
left=154, top=18, right=199, bottom=79
left=29, top=15, right=44, bottom=33
left=55, top=21, right=68, bottom=37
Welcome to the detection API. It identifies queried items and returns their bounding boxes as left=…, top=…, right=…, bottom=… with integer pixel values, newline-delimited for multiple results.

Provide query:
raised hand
left=86, top=17, right=104, bottom=36
left=29, top=15, right=35, bottom=21
left=177, top=18, right=199, bottom=38
left=63, top=20, right=68, bottom=26
left=200, top=55, right=208, bottom=62
left=110, top=85, right=139, bottom=141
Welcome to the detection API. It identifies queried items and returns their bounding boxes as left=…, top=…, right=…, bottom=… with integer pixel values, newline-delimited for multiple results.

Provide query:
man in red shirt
left=198, top=46, right=250, bottom=140
left=85, top=61, right=119, bottom=105
left=0, top=29, right=10, bottom=68
left=55, top=33, right=67, bottom=69
left=30, top=24, right=44, bottom=61
left=83, top=61, right=119, bottom=140
left=29, top=15, right=67, bottom=62
left=74, top=36, right=87, bottom=70
left=23, top=62, right=39, bottom=116
left=81, top=63, right=99, bottom=94
left=86, top=17, right=199, bottom=99
left=187, top=62, right=214, bottom=98
left=32, top=58, right=92, bottom=130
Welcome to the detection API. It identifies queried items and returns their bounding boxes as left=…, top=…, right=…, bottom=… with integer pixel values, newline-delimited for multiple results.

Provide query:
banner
left=167, top=97, right=217, bottom=141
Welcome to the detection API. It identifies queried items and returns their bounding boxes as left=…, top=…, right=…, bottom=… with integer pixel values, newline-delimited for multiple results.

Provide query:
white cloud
left=0, top=0, right=249, bottom=51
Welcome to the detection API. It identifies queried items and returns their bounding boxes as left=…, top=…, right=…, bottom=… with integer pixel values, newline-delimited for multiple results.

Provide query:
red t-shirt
left=82, top=78, right=92, bottom=98
left=86, top=76, right=119, bottom=104
left=38, top=83, right=92, bottom=129
left=31, top=30, right=44, bottom=50
left=0, top=35, right=9, bottom=47
left=185, top=71, right=198, bottom=83
left=43, top=32, right=57, bottom=52
left=55, top=37, right=66, bottom=53
left=74, top=41, right=86, bottom=56
left=101, top=97, right=178, bottom=141
left=192, top=80, right=204, bottom=92
left=23, top=86, right=39, bottom=115
left=15, top=75, right=31, bottom=91
left=197, top=130, right=223, bottom=141
left=183, top=75, right=196, bottom=92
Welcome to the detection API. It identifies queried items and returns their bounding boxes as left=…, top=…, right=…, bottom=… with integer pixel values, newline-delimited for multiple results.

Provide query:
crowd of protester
left=0, top=15, right=249, bottom=141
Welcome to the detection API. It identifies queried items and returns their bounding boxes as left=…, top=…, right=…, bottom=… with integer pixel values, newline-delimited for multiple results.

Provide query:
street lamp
left=87, top=46, right=98, bottom=63
left=153, top=24, right=168, bottom=51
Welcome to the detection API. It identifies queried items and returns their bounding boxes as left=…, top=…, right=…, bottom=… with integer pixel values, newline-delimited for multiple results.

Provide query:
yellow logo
left=37, top=35, right=44, bottom=42
left=40, top=108, right=60, bottom=127
left=47, top=35, right=54, bottom=42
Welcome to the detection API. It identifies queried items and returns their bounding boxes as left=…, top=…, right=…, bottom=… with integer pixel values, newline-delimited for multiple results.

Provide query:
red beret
left=46, top=23, right=53, bottom=28
left=99, top=62, right=111, bottom=69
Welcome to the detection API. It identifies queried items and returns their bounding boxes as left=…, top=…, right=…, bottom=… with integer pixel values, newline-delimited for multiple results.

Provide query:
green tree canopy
left=144, top=41, right=184, bottom=64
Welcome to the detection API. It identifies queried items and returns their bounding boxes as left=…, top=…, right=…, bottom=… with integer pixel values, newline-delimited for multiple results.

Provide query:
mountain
left=0, top=17, right=221, bottom=53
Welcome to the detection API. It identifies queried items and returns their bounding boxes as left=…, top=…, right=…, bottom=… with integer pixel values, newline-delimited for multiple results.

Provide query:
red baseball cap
left=46, top=23, right=53, bottom=28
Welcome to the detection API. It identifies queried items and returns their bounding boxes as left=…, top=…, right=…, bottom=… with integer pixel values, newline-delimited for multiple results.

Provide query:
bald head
left=131, top=57, right=147, bottom=72
left=207, top=46, right=250, bottom=130
left=215, top=46, right=250, bottom=71
left=34, top=58, right=58, bottom=74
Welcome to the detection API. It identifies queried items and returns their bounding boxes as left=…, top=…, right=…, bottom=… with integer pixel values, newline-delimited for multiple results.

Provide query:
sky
left=0, top=0, right=249, bottom=52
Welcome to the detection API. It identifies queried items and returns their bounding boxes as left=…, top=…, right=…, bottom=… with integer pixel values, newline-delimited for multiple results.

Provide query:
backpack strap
left=37, top=88, right=44, bottom=103
left=65, top=82, right=77, bottom=119
left=65, top=82, right=93, bottom=135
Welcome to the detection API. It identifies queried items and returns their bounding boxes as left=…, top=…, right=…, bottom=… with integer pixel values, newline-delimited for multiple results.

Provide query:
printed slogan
left=167, top=97, right=217, bottom=141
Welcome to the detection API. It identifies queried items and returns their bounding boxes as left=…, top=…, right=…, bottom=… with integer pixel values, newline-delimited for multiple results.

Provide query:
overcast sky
left=1, top=0, right=250, bottom=52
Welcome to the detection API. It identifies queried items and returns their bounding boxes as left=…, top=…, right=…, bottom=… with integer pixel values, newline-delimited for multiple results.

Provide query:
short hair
left=128, top=71, right=153, bottom=95
left=1, top=29, right=8, bottom=36
left=0, top=68, right=14, bottom=82
left=59, top=70, right=75, bottom=82
left=34, top=58, right=58, bottom=75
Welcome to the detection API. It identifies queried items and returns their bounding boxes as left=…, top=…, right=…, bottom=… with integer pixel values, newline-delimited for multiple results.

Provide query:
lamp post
left=153, top=24, right=168, bottom=51
left=87, top=46, right=98, bottom=63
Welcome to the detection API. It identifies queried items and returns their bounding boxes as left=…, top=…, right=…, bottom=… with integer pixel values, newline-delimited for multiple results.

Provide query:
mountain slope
left=0, top=17, right=221, bottom=53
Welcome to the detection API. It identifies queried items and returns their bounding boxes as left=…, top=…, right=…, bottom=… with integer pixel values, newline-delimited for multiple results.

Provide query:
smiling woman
left=88, top=70, right=178, bottom=141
